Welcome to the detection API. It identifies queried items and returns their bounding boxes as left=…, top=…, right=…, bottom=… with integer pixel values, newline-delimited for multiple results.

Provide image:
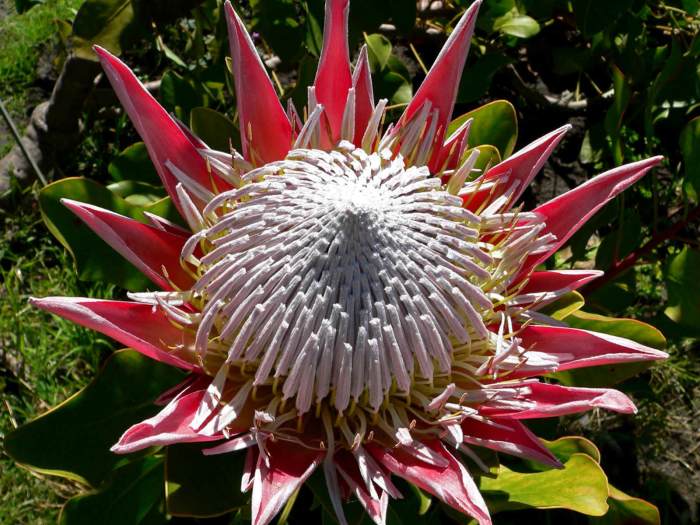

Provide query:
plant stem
left=582, top=205, right=700, bottom=294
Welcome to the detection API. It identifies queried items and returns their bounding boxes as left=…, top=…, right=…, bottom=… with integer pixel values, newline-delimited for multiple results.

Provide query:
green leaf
left=591, top=485, right=661, bottom=525
left=160, top=71, right=204, bottom=121
left=190, top=107, right=239, bottom=153
left=480, top=454, right=609, bottom=516
left=604, top=65, right=631, bottom=165
left=539, top=291, right=585, bottom=320
left=664, top=247, right=700, bottom=330
left=565, top=310, right=666, bottom=349
left=545, top=436, right=601, bottom=464
left=250, top=0, right=304, bottom=63
left=519, top=436, right=601, bottom=473
left=680, top=117, right=700, bottom=202
left=108, top=142, right=160, bottom=185
left=550, top=310, right=666, bottom=387
left=364, top=33, right=392, bottom=71
left=374, top=71, right=412, bottom=106
left=463, top=145, right=502, bottom=177
left=493, top=12, right=540, bottom=39
left=59, top=456, right=167, bottom=525
left=449, top=101, right=518, bottom=158
left=571, top=0, right=633, bottom=37
left=5, top=350, right=184, bottom=487
left=106, top=181, right=165, bottom=206
left=165, top=443, right=248, bottom=517
left=71, top=0, right=145, bottom=59
left=38, top=177, right=152, bottom=290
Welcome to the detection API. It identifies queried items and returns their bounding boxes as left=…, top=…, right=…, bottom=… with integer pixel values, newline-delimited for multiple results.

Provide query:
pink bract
left=32, top=1, right=666, bottom=524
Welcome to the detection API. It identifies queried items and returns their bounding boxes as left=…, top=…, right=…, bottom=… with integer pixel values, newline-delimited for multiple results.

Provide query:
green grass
left=0, top=0, right=83, bottom=96
left=0, top=190, right=116, bottom=524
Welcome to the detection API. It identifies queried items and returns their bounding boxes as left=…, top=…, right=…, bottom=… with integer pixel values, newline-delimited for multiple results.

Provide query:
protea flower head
left=32, top=1, right=667, bottom=524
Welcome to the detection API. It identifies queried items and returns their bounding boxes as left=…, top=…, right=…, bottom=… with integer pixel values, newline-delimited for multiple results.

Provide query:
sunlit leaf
left=591, top=485, right=661, bottom=525
left=664, top=247, right=700, bottom=330
left=480, top=454, right=609, bottom=516
left=539, top=291, right=585, bottom=320
left=449, top=100, right=518, bottom=158
left=364, top=33, right=392, bottom=71
left=680, top=117, right=700, bottom=202
left=493, top=12, right=540, bottom=38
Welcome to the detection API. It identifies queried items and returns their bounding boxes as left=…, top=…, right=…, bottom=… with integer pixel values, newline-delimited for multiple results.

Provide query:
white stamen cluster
left=187, top=142, right=499, bottom=414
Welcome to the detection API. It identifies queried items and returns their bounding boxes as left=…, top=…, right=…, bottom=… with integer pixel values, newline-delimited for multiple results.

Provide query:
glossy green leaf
left=539, top=291, right=585, bottom=320
left=71, top=0, right=144, bottom=59
left=545, top=436, right=601, bottom=464
left=145, top=196, right=186, bottom=227
left=106, top=181, right=165, bottom=206
left=680, top=117, right=700, bottom=202
left=165, top=443, right=248, bottom=517
left=190, top=107, right=239, bottom=152
left=604, top=65, right=631, bottom=165
left=364, top=33, right=392, bottom=71
left=5, top=350, right=185, bottom=487
left=374, top=71, right=412, bottom=105
left=449, top=100, right=518, bottom=158
left=59, top=456, right=166, bottom=525
left=462, top=145, right=502, bottom=178
left=493, top=12, right=540, bottom=39
left=39, top=177, right=152, bottom=290
left=551, top=310, right=666, bottom=387
left=591, top=485, right=661, bottom=525
left=108, top=142, right=159, bottom=185
left=566, top=310, right=666, bottom=349
left=664, top=247, right=700, bottom=329
left=480, top=454, right=609, bottom=516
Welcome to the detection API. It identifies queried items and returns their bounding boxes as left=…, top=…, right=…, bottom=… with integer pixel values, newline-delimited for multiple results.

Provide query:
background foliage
left=0, top=0, right=698, bottom=523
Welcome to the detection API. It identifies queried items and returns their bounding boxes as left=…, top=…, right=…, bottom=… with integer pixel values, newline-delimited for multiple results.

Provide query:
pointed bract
left=112, top=390, right=221, bottom=453
left=314, top=0, right=352, bottom=144
left=352, top=45, right=374, bottom=146
left=93, top=46, right=220, bottom=214
left=224, top=1, right=292, bottom=164
left=252, top=441, right=324, bottom=525
left=526, top=156, right=663, bottom=270
left=397, top=1, right=481, bottom=146
left=61, top=199, right=193, bottom=291
left=519, top=269, right=603, bottom=295
left=336, top=453, right=388, bottom=525
left=518, top=325, right=668, bottom=373
left=480, top=382, right=637, bottom=419
left=466, top=125, right=570, bottom=212
left=461, top=418, right=562, bottom=468
left=30, top=297, right=197, bottom=370
left=367, top=440, right=492, bottom=525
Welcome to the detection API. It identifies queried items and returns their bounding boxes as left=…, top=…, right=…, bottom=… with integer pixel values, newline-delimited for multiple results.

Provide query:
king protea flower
left=32, top=1, right=667, bottom=524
